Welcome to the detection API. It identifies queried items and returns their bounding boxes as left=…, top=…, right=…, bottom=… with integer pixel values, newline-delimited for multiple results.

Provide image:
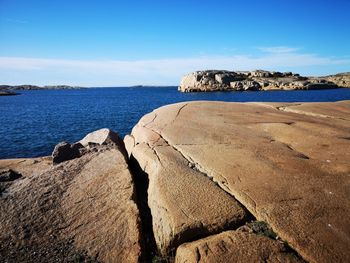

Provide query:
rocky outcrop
left=79, top=128, right=124, bottom=148
left=324, top=72, right=350, bottom=88
left=1, top=101, right=350, bottom=262
left=51, top=128, right=127, bottom=165
left=0, top=169, right=22, bottom=182
left=52, top=142, right=83, bottom=164
left=0, top=130, right=141, bottom=263
left=125, top=123, right=248, bottom=255
left=178, top=70, right=344, bottom=92
left=175, top=230, right=303, bottom=263
left=126, top=101, right=350, bottom=263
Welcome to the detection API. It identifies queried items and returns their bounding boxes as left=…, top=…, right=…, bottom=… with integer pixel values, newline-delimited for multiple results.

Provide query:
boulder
left=79, top=128, right=123, bottom=147
left=128, top=101, right=350, bottom=263
left=52, top=141, right=82, bottom=164
left=175, top=230, right=303, bottom=263
left=0, top=169, right=22, bottom=182
left=0, top=145, right=142, bottom=263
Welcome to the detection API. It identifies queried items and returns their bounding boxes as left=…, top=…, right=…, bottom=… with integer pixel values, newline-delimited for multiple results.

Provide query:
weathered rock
left=0, top=136, right=141, bottom=262
left=79, top=128, right=123, bottom=147
left=128, top=101, right=350, bottom=263
left=214, top=73, right=238, bottom=85
left=0, top=169, right=22, bottom=182
left=324, top=72, right=350, bottom=88
left=52, top=141, right=82, bottom=164
left=230, top=80, right=261, bottom=91
left=305, top=82, right=338, bottom=90
left=178, top=70, right=346, bottom=92
left=0, top=157, right=52, bottom=178
left=175, top=230, right=303, bottom=263
left=126, top=113, right=248, bottom=255
left=250, top=70, right=272, bottom=78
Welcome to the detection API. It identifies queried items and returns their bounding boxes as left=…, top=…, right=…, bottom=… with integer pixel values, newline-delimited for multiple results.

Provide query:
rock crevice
left=126, top=100, right=350, bottom=263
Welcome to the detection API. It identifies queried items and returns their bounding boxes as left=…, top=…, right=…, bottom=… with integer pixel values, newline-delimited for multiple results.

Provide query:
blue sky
left=0, top=0, right=349, bottom=86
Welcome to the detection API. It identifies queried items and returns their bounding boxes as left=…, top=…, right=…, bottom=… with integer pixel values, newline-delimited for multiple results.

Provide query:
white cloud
left=0, top=50, right=349, bottom=86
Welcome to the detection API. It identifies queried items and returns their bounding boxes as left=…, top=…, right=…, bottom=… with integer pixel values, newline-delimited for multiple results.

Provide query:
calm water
left=1, top=87, right=350, bottom=159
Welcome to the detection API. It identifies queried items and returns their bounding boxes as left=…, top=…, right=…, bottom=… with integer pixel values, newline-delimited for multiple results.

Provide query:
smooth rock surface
left=175, top=230, right=303, bottom=263
left=127, top=100, right=350, bottom=263
left=127, top=122, right=248, bottom=255
left=0, top=142, right=141, bottom=262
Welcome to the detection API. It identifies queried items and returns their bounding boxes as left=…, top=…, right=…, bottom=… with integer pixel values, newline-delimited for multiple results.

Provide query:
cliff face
left=178, top=70, right=348, bottom=92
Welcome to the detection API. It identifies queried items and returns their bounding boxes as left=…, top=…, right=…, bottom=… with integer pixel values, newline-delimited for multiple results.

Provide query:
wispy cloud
left=258, top=46, right=300, bottom=53
left=5, top=18, right=28, bottom=24
left=0, top=49, right=349, bottom=86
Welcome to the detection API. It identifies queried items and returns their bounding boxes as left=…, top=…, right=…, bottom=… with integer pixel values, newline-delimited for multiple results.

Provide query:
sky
left=0, top=0, right=349, bottom=86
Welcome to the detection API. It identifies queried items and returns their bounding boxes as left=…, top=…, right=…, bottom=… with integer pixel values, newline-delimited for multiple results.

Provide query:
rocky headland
left=178, top=70, right=350, bottom=92
left=1, top=101, right=350, bottom=262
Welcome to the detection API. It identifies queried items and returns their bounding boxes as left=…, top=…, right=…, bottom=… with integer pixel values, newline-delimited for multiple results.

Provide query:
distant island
left=179, top=70, right=350, bottom=92
left=0, top=85, right=84, bottom=91
left=0, top=91, right=19, bottom=96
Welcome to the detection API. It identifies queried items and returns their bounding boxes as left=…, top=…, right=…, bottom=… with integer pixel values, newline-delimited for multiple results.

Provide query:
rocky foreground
left=178, top=70, right=350, bottom=92
left=1, top=101, right=350, bottom=262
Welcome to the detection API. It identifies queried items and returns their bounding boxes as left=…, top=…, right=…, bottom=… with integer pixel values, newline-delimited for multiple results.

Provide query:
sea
left=1, top=87, right=350, bottom=159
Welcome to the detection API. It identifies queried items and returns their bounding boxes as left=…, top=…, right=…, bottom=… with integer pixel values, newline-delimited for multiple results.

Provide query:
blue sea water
left=1, top=87, right=350, bottom=159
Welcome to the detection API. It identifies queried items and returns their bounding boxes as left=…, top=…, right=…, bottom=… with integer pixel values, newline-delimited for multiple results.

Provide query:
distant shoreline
left=0, top=85, right=84, bottom=91
left=0, top=85, right=180, bottom=90
left=0, top=91, right=19, bottom=96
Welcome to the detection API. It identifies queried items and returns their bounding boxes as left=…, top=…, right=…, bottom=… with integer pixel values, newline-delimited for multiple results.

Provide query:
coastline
left=1, top=100, right=349, bottom=262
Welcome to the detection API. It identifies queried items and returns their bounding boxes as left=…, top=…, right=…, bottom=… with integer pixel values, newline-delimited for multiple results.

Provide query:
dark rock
left=306, top=83, right=339, bottom=90
left=0, top=169, right=22, bottom=182
left=52, top=142, right=82, bottom=164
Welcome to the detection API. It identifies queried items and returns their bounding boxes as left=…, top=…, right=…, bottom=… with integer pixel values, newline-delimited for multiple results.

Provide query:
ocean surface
left=1, top=87, right=350, bottom=159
